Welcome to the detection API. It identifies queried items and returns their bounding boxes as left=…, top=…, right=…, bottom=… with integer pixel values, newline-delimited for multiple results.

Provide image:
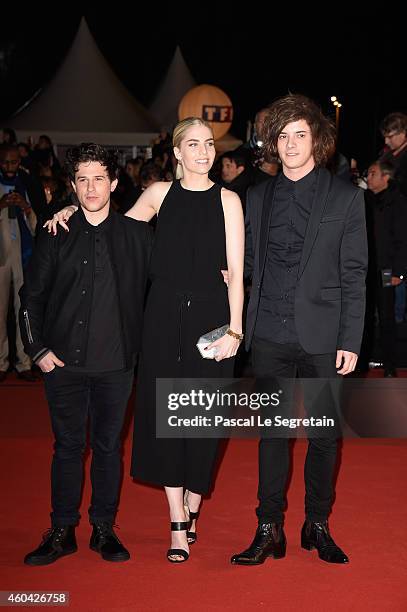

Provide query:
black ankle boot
left=24, top=526, right=77, bottom=566
left=301, top=520, right=349, bottom=563
left=231, top=523, right=286, bottom=565
left=90, top=522, right=130, bottom=562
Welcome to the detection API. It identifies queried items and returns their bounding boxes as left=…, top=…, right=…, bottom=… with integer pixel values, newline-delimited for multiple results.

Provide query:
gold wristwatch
left=226, top=328, right=244, bottom=341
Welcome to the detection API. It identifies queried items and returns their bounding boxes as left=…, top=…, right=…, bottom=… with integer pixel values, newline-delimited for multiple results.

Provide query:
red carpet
left=1, top=373, right=407, bottom=611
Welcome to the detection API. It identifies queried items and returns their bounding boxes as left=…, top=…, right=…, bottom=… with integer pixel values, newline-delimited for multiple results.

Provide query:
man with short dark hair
left=20, top=143, right=151, bottom=565
left=221, top=150, right=253, bottom=208
left=380, top=112, right=407, bottom=197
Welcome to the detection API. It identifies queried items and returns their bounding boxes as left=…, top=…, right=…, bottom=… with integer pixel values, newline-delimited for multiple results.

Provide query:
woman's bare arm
left=222, top=188, right=245, bottom=334
left=208, top=188, right=245, bottom=360
left=44, top=181, right=173, bottom=233
left=125, top=181, right=172, bottom=221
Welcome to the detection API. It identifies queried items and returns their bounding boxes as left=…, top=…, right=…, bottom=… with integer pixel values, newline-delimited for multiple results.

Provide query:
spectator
left=380, top=112, right=407, bottom=197
left=1, top=128, right=17, bottom=145
left=18, top=142, right=36, bottom=174
left=220, top=149, right=253, bottom=209
left=363, top=158, right=407, bottom=376
left=0, top=144, right=40, bottom=382
left=125, top=158, right=143, bottom=186
left=34, top=134, right=61, bottom=175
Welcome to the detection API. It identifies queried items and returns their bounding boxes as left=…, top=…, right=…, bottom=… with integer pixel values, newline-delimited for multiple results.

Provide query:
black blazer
left=19, top=207, right=152, bottom=368
left=245, top=168, right=368, bottom=355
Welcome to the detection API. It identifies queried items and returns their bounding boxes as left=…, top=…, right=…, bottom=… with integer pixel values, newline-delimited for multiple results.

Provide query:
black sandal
left=187, top=509, right=200, bottom=545
left=167, top=522, right=189, bottom=563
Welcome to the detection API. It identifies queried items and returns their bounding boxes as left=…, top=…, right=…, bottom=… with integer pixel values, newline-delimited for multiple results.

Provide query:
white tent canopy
left=149, top=46, right=196, bottom=130
left=149, top=49, right=242, bottom=152
left=11, top=18, right=158, bottom=146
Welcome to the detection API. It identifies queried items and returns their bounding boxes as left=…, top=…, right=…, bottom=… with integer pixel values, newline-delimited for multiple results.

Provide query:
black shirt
left=255, top=168, right=317, bottom=343
left=66, top=215, right=124, bottom=372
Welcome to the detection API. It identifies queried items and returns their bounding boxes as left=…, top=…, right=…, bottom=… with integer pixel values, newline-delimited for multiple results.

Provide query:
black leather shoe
left=24, top=526, right=77, bottom=566
left=90, top=522, right=130, bottom=562
left=384, top=367, right=397, bottom=377
left=231, top=523, right=286, bottom=565
left=301, top=521, right=349, bottom=563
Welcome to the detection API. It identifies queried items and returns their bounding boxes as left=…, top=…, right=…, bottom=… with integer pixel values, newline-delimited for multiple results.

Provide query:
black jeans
left=43, top=367, right=133, bottom=527
left=252, top=338, right=339, bottom=524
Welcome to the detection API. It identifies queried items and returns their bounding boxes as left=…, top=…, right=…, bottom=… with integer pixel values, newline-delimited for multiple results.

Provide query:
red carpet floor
left=1, top=373, right=407, bottom=611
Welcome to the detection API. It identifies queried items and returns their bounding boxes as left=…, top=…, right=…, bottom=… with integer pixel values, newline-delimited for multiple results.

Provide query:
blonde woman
left=46, top=118, right=244, bottom=563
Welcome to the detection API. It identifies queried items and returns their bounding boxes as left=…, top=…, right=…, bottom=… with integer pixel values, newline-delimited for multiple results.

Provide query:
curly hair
left=262, top=94, right=336, bottom=167
left=65, top=143, right=119, bottom=181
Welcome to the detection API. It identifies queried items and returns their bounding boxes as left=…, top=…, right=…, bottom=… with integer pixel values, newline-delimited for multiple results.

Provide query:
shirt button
left=83, top=259, right=88, bottom=264
left=78, top=320, right=83, bottom=325
left=82, top=290, right=86, bottom=295
left=85, top=230, right=89, bottom=235
left=282, top=319, right=287, bottom=323
left=284, top=294, right=288, bottom=300
left=76, top=349, right=81, bottom=353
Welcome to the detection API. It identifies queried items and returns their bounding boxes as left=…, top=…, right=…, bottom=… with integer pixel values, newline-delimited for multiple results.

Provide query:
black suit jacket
left=245, top=168, right=368, bottom=355
left=365, top=182, right=407, bottom=276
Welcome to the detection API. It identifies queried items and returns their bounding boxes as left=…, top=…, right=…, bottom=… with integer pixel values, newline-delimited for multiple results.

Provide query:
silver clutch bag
left=196, top=324, right=229, bottom=359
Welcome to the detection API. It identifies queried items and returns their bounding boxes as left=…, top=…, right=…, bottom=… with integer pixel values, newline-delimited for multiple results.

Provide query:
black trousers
left=43, top=367, right=133, bottom=527
left=361, top=270, right=397, bottom=370
left=252, top=338, right=339, bottom=524
left=377, top=281, right=396, bottom=369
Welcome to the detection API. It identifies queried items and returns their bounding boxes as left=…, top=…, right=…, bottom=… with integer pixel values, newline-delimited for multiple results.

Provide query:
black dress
left=131, top=180, right=234, bottom=494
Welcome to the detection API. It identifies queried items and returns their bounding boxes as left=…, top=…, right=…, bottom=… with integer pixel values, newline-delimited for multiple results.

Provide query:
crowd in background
left=1, top=108, right=407, bottom=380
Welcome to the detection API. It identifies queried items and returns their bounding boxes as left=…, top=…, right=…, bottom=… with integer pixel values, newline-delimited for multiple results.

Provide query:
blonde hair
left=172, top=117, right=213, bottom=179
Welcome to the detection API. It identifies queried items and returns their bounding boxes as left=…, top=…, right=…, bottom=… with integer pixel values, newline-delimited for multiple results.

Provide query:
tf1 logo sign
left=203, top=106, right=233, bottom=122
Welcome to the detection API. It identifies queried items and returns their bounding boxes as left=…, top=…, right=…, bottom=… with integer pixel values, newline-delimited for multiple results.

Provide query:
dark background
left=0, top=9, right=405, bottom=170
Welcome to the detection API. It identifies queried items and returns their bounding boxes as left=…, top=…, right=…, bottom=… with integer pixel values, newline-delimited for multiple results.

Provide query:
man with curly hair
left=231, top=94, right=368, bottom=566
